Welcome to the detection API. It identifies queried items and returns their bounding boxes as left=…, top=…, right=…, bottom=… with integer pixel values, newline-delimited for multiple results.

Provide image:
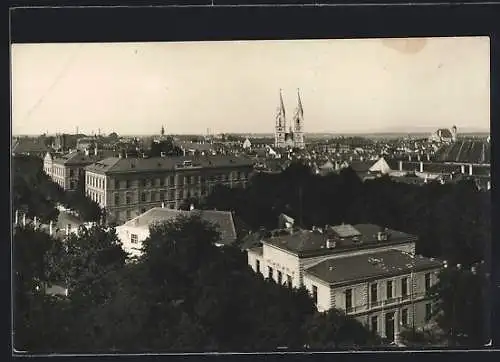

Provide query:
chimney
left=326, top=239, right=336, bottom=249
left=417, top=154, right=421, bottom=162
left=469, top=164, right=473, bottom=176
left=85, top=148, right=90, bottom=156
left=49, top=221, right=53, bottom=236
left=22, top=213, right=26, bottom=226
left=118, top=152, right=123, bottom=159
left=419, top=162, right=424, bottom=173
left=66, top=224, right=71, bottom=236
left=377, top=231, right=388, bottom=241
left=487, top=180, right=491, bottom=190
left=33, top=216, right=38, bottom=229
left=427, top=153, right=431, bottom=161
left=398, top=160, right=403, bottom=171
left=161, top=202, right=165, bottom=208
left=15, top=210, right=18, bottom=225
left=190, top=204, right=195, bottom=211
left=94, top=145, right=98, bottom=156
left=461, top=164, right=465, bottom=174
left=408, top=155, right=411, bottom=162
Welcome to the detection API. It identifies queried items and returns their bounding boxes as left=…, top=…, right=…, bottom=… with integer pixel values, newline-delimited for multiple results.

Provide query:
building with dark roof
left=12, top=138, right=49, bottom=157
left=247, top=223, right=442, bottom=343
left=115, top=207, right=238, bottom=257
left=84, top=155, right=255, bottom=224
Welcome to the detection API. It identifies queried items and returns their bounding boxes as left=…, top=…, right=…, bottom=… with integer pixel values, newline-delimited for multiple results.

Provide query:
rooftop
left=122, top=207, right=238, bottom=246
left=264, top=224, right=417, bottom=258
left=305, top=249, right=442, bottom=286
left=85, top=155, right=255, bottom=174
left=52, top=151, right=96, bottom=165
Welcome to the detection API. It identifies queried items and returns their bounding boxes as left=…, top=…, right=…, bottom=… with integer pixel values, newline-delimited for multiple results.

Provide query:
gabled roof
left=305, top=249, right=442, bottom=286
left=52, top=151, right=95, bottom=166
left=348, top=161, right=376, bottom=173
left=85, top=155, right=255, bottom=175
left=123, top=207, right=237, bottom=246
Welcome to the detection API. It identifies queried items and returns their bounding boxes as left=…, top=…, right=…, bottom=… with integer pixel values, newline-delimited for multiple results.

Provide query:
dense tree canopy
left=14, top=216, right=380, bottom=353
left=13, top=155, right=102, bottom=223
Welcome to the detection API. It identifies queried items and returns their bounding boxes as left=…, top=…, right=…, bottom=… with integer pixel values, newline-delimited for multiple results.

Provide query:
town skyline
left=12, top=37, right=489, bottom=135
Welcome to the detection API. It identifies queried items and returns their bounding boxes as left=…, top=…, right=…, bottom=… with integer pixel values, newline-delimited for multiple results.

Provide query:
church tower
left=274, top=89, right=287, bottom=148
left=292, top=89, right=305, bottom=149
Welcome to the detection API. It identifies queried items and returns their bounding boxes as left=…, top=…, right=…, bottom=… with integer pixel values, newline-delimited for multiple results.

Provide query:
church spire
left=296, top=88, right=303, bottom=117
left=161, top=125, right=165, bottom=137
left=276, top=89, right=287, bottom=129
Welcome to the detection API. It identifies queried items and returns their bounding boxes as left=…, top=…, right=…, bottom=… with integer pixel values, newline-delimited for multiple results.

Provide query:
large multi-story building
left=43, top=150, right=98, bottom=191
left=247, top=223, right=442, bottom=342
left=84, top=155, right=255, bottom=225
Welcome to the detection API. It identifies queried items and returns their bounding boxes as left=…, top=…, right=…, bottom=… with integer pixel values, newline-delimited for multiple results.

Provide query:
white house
left=116, top=207, right=238, bottom=258
left=247, top=223, right=441, bottom=342
left=242, top=138, right=252, bottom=149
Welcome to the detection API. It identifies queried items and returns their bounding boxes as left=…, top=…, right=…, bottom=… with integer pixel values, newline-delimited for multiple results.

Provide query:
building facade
left=84, top=155, right=255, bottom=225
left=247, top=224, right=442, bottom=342
left=274, top=89, right=305, bottom=149
left=43, top=151, right=96, bottom=191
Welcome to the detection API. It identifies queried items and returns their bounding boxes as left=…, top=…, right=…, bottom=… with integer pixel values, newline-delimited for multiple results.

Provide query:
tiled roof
left=265, top=224, right=417, bottom=258
left=176, top=141, right=215, bottom=152
left=85, top=155, right=255, bottom=174
left=12, top=139, right=49, bottom=154
left=435, top=140, right=491, bottom=164
left=53, top=151, right=95, bottom=166
left=305, top=249, right=442, bottom=285
left=348, top=161, right=376, bottom=173
left=124, top=207, right=237, bottom=246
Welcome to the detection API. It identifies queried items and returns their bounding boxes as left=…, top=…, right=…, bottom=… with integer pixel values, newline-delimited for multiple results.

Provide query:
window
left=141, top=192, right=146, bottom=202
left=156, top=178, right=161, bottom=187
left=287, top=274, right=292, bottom=286
left=268, top=267, right=273, bottom=279
left=159, top=191, right=165, bottom=200
left=125, top=180, right=130, bottom=188
left=114, top=193, right=120, bottom=205
left=179, top=189, right=184, bottom=199
left=126, top=210, right=131, bottom=220
left=345, top=288, right=353, bottom=312
left=386, top=280, right=393, bottom=299
left=168, top=190, right=175, bottom=200
left=425, top=303, right=432, bottom=321
left=169, top=176, right=174, bottom=186
left=277, top=271, right=282, bottom=285
left=141, top=179, right=147, bottom=187
left=401, top=308, right=409, bottom=327
left=371, top=316, right=378, bottom=333
left=126, top=193, right=131, bottom=205
left=115, top=180, right=120, bottom=189
left=312, top=285, right=318, bottom=305
left=401, top=277, right=408, bottom=297
left=159, top=178, right=164, bottom=186
left=256, top=260, right=260, bottom=273
left=425, top=273, right=431, bottom=292
left=69, top=169, right=74, bottom=177
left=130, top=234, right=138, bottom=244
left=370, top=283, right=378, bottom=305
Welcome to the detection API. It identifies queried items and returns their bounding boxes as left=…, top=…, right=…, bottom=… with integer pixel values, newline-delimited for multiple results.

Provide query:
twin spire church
left=274, top=89, right=305, bottom=149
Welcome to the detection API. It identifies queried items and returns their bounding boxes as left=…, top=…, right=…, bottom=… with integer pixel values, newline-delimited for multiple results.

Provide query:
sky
left=11, top=37, right=490, bottom=136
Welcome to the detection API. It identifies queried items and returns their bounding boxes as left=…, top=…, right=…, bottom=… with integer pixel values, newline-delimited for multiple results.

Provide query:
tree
left=304, top=309, right=381, bottom=349
left=428, top=266, right=487, bottom=346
